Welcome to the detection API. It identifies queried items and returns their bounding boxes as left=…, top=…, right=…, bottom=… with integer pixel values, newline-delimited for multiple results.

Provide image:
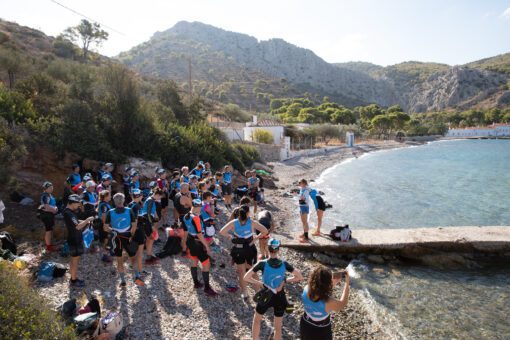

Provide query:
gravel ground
left=32, top=141, right=409, bottom=339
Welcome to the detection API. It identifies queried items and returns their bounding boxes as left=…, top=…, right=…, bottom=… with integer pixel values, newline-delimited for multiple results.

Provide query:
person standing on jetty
left=300, top=265, right=350, bottom=340
left=297, top=179, right=311, bottom=243
left=244, top=238, right=303, bottom=340
left=309, top=188, right=326, bottom=236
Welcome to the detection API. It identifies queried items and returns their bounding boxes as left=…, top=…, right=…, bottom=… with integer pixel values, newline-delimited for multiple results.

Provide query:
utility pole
left=188, top=57, right=192, bottom=106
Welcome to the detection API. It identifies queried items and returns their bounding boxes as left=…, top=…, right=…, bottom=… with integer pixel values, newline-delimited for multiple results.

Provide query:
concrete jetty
left=279, top=226, right=510, bottom=257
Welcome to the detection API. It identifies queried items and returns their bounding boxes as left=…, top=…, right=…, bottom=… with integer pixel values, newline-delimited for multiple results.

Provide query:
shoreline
left=263, top=140, right=412, bottom=339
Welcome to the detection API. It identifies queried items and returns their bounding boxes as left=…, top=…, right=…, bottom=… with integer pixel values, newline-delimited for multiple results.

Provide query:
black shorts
left=255, top=289, right=287, bottom=317
left=161, top=194, right=169, bottom=209
left=230, top=243, right=257, bottom=265
left=249, top=188, right=258, bottom=199
left=69, top=242, right=84, bottom=257
left=316, top=196, right=326, bottom=211
left=300, top=314, right=332, bottom=340
left=138, top=218, right=153, bottom=237
left=132, top=226, right=146, bottom=245
left=186, top=235, right=209, bottom=263
left=111, top=232, right=137, bottom=257
left=40, top=212, right=55, bottom=231
left=222, top=183, right=232, bottom=196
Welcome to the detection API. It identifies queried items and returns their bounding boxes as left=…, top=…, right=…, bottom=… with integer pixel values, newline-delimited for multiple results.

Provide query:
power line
left=49, top=0, right=126, bottom=36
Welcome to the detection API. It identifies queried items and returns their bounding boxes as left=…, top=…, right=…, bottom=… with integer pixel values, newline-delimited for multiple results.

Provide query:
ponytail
left=239, top=204, right=250, bottom=221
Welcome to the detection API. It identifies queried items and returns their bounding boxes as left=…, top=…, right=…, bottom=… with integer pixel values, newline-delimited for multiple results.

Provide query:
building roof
left=255, top=119, right=283, bottom=127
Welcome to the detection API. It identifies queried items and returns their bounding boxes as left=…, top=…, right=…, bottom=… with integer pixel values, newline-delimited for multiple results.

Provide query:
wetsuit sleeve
left=192, top=216, right=202, bottom=233
left=147, top=200, right=155, bottom=223
left=284, top=261, right=294, bottom=272
left=105, top=211, right=111, bottom=225
left=253, top=261, right=265, bottom=273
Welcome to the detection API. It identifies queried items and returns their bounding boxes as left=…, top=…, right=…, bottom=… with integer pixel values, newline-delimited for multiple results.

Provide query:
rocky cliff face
left=118, top=21, right=510, bottom=112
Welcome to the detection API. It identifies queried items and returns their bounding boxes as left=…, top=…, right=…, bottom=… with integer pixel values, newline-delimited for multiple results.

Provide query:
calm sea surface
left=314, top=140, right=510, bottom=339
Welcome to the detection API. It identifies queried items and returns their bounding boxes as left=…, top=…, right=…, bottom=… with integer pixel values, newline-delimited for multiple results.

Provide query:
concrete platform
left=278, top=226, right=510, bottom=256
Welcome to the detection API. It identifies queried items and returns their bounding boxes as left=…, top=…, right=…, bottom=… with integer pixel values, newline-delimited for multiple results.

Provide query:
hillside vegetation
left=0, top=19, right=258, bottom=189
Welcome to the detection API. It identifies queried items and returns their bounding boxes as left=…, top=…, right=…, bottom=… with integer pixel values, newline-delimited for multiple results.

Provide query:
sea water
left=314, top=140, right=510, bottom=339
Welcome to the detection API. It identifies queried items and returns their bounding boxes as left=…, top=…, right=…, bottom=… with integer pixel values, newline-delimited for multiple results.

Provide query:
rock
left=121, top=158, right=162, bottom=180
left=252, top=162, right=273, bottom=173
left=366, top=255, right=385, bottom=264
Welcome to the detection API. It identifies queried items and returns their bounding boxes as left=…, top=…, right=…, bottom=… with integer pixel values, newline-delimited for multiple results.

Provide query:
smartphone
left=333, top=270, right=346, bottom=280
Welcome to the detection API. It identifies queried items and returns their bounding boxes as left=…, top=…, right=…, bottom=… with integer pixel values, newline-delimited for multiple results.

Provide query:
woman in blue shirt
left=300, top=265, right=350, bottom=340
left=39, top=181, right=58, bottom=252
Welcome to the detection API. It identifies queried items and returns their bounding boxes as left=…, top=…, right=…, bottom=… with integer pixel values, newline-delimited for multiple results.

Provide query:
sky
left=1, top=0, right=510, bottom=66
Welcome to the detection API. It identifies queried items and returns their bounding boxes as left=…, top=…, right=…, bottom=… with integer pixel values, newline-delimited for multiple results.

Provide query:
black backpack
left=0, top=231, right=16, bottom=255
left=329, top=225, right=352, bottom=242
left=156, top=236, right=182, bottom=259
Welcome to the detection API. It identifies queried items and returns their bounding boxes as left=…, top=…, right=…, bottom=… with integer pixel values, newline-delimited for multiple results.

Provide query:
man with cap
left=183, top=198, right=218, bottom=297
left=39, top=181, right=58, bottom=252
left=140, top=187, right=164, bottom=265
left=244, top=238, right=304, bottom=340
left=63, top=194, right=95, bottom=287
left=104, top=193, right=142, bottom=287
left=96, top=174, right=112, bottom=194
left=98, top=162, right=114, bottom=183
left=67, top=164, right=81, bottom=187
left=81, top=180, right=98, bottom=218
left=128, top=188, right=146, bottom=280
left=156, top=168, right=170, bottom=227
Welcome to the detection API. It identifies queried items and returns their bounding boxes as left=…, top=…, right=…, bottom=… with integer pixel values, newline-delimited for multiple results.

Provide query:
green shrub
left=233, top=143, right=261, bottom=168
left=252, top=129, right=274, bottom=144
left=0, top=261, right=75, bottom=339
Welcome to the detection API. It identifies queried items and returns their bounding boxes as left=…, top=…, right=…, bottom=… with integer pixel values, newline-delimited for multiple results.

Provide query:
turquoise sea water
left=316, top=139, right=510, bottom=228
left=314, top=140, right=510, bottom=339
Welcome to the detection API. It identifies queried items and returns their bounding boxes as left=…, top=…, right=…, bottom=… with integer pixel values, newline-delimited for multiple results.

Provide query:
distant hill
left=117, top=21, right=510, bottom=113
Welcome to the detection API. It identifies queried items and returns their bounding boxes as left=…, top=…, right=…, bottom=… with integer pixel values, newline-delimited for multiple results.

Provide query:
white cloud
left=501, top=7, right=510, bottom=19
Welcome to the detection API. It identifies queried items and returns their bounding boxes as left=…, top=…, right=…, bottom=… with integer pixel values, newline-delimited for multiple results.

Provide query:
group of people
left=37, top=160, right=349, bottom=339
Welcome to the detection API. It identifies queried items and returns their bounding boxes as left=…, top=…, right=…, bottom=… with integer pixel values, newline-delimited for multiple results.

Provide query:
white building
left=446, top=124, right=510, bottom=138
left=244, top=116, right=285, bottom=145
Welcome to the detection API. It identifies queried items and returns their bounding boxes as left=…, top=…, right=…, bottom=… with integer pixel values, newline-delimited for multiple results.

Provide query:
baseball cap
left=101, top=174, right=112, bottom=181
left=105, top=162, right=113, bottom=168
left=42, top=181, right=53, bottom=189
left=192, top=199, right=203, bottom=207
left=68, top=194, right=82, bottom=204
left=268, top=238, right=281, bottom=252
left=132, top=188, right=142, bottom=198
left=149, top=181, right=158, bottom=189
left=86, top=180, right=96, bottom=188
left=157, top=168, right=166, bottom=174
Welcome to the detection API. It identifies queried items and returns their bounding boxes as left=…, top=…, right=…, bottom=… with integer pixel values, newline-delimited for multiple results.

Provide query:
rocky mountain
left=117, top=21, right=510, bottom=113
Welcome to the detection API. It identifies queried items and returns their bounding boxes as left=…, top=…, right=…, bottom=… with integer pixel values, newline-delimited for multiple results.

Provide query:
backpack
left=74, top=312, right=100, bottom=338
left=329, top=225, right=352, bottom=242
left=0, top=231, right=16, bottom=255
left=37, top=261, right=67, bottom=282
left=156, top=236, right=182, bottom=259
left=100, top=311, right=123, bottom=338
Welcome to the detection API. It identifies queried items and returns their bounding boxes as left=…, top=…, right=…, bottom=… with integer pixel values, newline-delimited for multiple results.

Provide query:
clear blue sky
left=1, top=0, right=510, bottom=66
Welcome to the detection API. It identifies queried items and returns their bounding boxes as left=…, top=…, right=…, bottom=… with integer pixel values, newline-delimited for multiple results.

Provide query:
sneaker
left=119, top=280, right=127, bottom=288
left=101, top=254, right=112, bottom=263
left=194, top=281, right=204, bottom=289
left=145, top=256, right=160, bottom=265
left=70, top=279, right=85, bottom=287
left=204, top=286, right=219, bottom=297
left=134, top=277, right=145, bottom=286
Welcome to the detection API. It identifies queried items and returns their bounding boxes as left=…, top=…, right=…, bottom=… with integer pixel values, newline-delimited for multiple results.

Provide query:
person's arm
left=76, top=216, right=94, bottom=231
left=244, top=263, right=264, bottom=289
left=326, top=274, right=350, bottom=313
left=180, top=229, right=188, bottom=252
left=286, top=268, right=303, bottom=284
left=130, top=210, right=137, bottom=236
left=228, top=209, right=237, bottom=221
left=219, top=220, right=235, bottom=240
left=205, top=204, right=216, bottom=218
left=103, top=211, right=112, bottom=232
left=252, top=220, right=268, bottom=239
